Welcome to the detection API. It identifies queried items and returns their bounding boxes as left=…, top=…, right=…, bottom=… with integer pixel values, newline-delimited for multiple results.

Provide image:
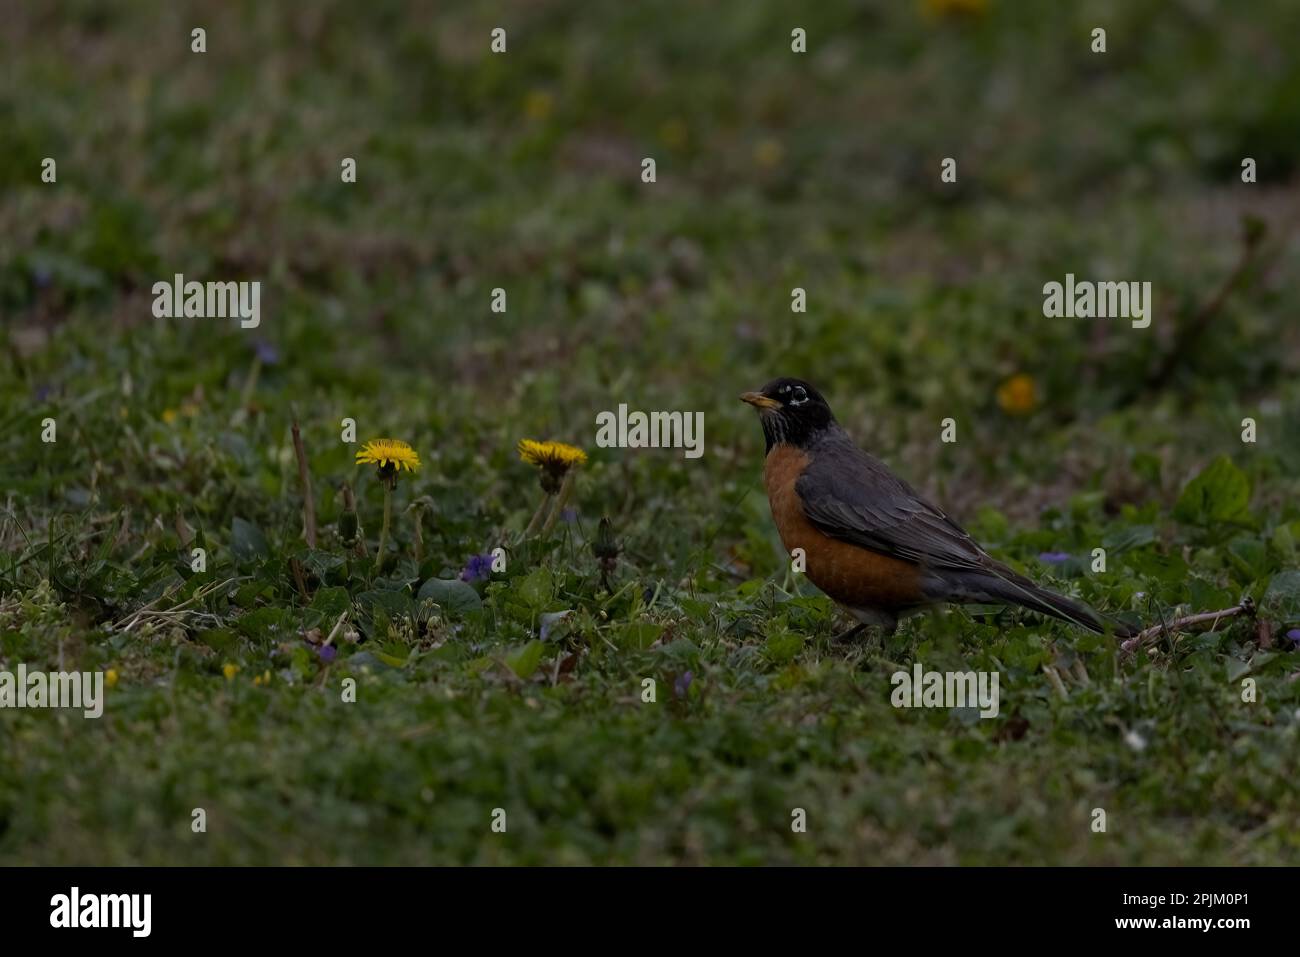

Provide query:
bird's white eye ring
left=790, top=386, right=808, bottom=405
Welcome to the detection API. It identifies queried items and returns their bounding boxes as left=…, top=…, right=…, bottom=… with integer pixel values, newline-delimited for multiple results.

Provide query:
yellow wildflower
left=357, top=438, right=421, bottom=491
left=524, top=90, right=554, bottom=121
left=357, top=438, right=421, bottom=564
left=519, top=439, right=587, bottom=536
left=222, top=663, right=240, bottom=681
left=519, top=439, right=587, bottom=494
left=996, top=373, right=1038, bottom=416
left=105, top=668, right=119, bottom=688
left=357, top=438, right=420, bottom=472
left=518, top=439, right=586, bottom=470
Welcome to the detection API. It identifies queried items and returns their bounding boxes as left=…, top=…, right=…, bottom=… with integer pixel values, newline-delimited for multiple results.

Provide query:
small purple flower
left=253, top=339, right=280, bottom=365
left=317, top=644, right=337, bottom=663
left=674, top=671, right=693, bottom=699
left=1284, top=629, right=1300, bottom=650
left=561, top=507, right=578, bottom=525
left=1038, top=551, right=1071, bottom=565
left=461, top=553, right=494, bottom=583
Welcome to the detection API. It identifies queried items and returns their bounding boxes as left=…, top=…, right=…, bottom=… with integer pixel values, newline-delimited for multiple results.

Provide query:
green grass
left=2, top=0, right=1300, bottom=865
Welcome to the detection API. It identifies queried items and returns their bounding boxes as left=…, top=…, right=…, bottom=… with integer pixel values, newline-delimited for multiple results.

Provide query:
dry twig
left=1120, top=597, right=1256, bottom=656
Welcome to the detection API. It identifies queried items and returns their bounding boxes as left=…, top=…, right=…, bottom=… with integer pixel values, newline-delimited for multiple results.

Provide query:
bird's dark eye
left=790, top=386, right=808, bottom=406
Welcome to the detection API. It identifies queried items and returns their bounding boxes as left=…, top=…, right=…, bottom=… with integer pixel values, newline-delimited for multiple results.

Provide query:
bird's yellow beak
left=740, top=391, right=780, bottom=411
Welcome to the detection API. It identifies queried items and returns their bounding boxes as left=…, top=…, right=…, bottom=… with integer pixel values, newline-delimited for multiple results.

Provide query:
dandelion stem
left=540, top=470, right=576, bottom=537
left=291, top=416, right=317, bottom=548
left=523, top=492, right=552, bottom=539
left=376, top=485, right=393, bottom=572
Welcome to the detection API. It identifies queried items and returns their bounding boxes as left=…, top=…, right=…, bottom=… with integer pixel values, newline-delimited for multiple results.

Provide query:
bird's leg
left=832, top=608, right=898, bottom=643
left=831, top=623, right=869, bottom=643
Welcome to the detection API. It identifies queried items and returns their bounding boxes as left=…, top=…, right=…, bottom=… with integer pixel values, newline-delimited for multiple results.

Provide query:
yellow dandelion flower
left=519, top=439, right=587, bottom=495
left=357, top=438, right=421, bottom=490
left=518, top=439, right=586, bottom=470
left=357, top=438, right=421, bottom=472
left=253, top=669, right=271, bottom=686
left=161, top=408, right=178, bottom=424
left=222, top=662, right=240, bottom=681
left=105, top=668, right=119, bottom=688
left=996, top=373, right=1038, bottom=416
left=357, top=439, right=421, bottom=564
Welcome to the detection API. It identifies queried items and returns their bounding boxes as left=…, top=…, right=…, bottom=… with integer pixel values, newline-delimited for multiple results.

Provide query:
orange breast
left=763, top=444, right=924, bottom=611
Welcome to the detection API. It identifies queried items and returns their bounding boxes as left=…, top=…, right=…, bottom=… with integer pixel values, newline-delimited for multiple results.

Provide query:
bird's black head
left=740, top=377, right=836, bottom=452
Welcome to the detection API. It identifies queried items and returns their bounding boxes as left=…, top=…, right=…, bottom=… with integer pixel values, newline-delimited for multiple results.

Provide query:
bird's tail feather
left=958, top=570, right=1136, bottom=638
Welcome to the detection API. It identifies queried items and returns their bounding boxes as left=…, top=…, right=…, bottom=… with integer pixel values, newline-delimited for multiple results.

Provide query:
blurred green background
left=2, top=0, right=1299, bottom=865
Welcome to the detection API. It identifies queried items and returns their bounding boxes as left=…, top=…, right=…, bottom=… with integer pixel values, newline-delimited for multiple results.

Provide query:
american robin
left=741, top=377, right=1135, bottom=640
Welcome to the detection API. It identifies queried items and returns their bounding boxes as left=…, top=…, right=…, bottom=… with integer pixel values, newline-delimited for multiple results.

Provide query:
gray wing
left=794, top=436, right=994, bottom=572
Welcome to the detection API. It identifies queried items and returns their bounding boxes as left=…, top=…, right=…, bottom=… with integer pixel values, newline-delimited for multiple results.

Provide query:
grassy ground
left=3, top=0, right=1300, bottom=865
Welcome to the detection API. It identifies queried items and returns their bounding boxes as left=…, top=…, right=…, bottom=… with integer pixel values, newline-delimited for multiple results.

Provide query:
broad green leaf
left=515, top=566, right=554, bottom=610
left=505, top=640, right=545, bottom=678
left=231, top=517, right=269, bottom=561
left=1226, top=536, right=1269, bottom=582
left=234, top=606, right=293, bottom=640
left=1174, top=456, right=1250, bottom=526
left=763, top=629, right=805, bottom=665
left=416, top=577, right=482, bottom=615
left=300, top=549, right=346, bottom=580
left=619, top=622, right=664, bottom=650
left=1261, top=570, right=1300, bottom=624
left=1102, top=525, right=1156, bottom=552
left=310, top=585, right=351, bottom=620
